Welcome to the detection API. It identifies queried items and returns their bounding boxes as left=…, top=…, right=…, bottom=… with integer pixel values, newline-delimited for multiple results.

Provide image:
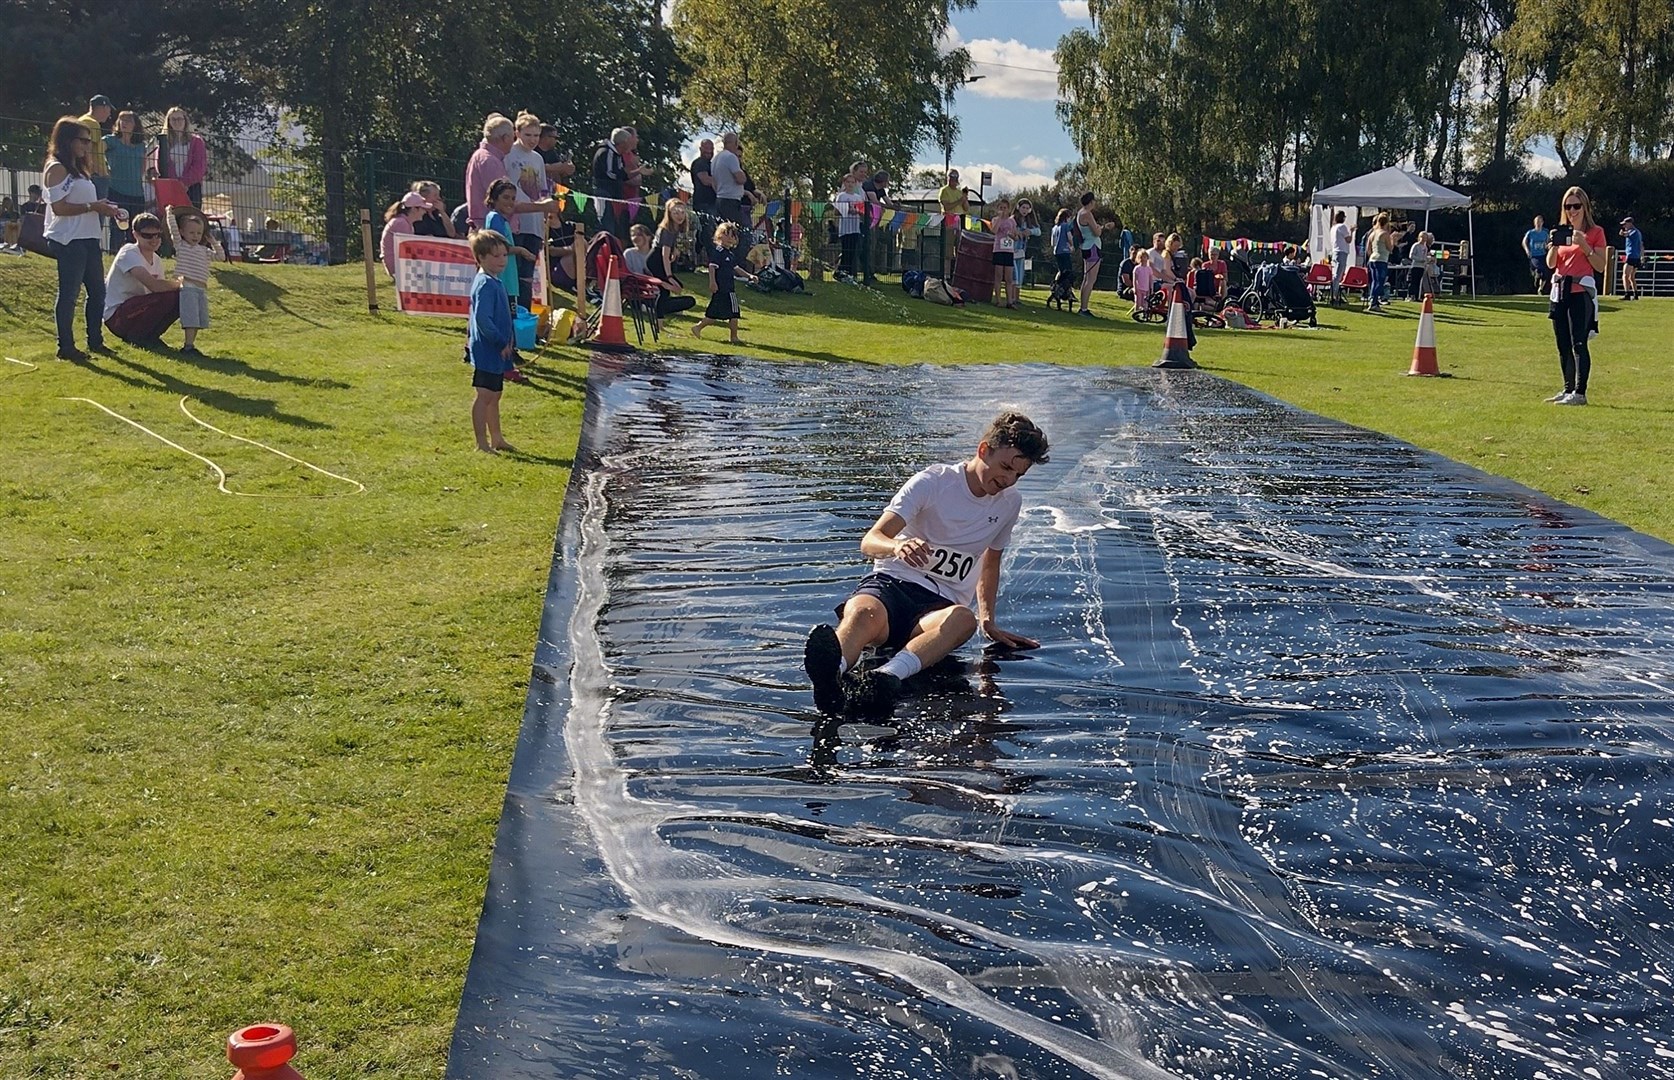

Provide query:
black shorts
left=1626, top=256, right=1642, bottom=268
left=471, top=367, right=504, bottom=392
left=838, top=573, right=955, bottom=651
left=992, top=251, right=1014, bottom=267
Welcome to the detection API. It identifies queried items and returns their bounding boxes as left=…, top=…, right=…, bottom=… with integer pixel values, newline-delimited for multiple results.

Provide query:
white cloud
left=1019, top=154, right=1049, bottom=171
left=1058, top=0, right=1090, bottom=18
left=912, top=161, right=1056, bottom=194
left=1524, top=153, right=1565, bottom=178
left=943, top=26, right=1061, bottom=102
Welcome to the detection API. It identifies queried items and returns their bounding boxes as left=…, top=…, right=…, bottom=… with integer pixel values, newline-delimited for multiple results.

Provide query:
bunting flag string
left=531, top=182, right=1004, bottom=242
left=1202, top=234, right=1289, bottom=255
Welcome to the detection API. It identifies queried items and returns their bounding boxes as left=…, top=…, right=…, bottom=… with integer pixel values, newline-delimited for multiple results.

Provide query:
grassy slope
left=0, top=258, right=1668, bottom=1078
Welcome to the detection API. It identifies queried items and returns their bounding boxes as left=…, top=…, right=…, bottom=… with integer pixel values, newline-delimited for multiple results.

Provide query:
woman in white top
left=43, top=116, right=121, bottom=359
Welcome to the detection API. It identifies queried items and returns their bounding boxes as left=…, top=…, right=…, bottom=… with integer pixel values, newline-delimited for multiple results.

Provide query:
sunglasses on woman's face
left=136, top=231, right=162, bottom=239
left=1564, top=202, right=1583, bottom=210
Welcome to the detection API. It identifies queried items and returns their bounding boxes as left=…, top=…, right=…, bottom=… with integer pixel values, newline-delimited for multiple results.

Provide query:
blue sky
left=919, top=0, right=1087, bottom=192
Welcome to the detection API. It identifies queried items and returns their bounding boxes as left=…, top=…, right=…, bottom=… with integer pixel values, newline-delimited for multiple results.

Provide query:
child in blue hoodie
left=468, top=231, right=516, bottom=453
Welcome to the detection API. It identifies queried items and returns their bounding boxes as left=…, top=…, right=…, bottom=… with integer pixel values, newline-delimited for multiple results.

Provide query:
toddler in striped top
left=167, top=206, right=218, bottom=354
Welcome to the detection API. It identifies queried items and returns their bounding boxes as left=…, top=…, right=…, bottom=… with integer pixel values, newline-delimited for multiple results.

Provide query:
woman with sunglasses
left=42, top=116, right=121, bottom=359
left=1544, top=186, right=1607, bottom=405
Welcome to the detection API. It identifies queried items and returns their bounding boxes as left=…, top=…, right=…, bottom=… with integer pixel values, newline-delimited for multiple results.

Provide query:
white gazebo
left=1310, top=166, right=1475, bottom=296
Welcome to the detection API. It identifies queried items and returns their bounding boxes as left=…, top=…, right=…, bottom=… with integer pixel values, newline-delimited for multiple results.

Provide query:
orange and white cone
left=1153, top=281, right=1198, bottom=369
left=589, top=254, right=635, bottom=354
left=1407, top=293, right=1439, bottom=376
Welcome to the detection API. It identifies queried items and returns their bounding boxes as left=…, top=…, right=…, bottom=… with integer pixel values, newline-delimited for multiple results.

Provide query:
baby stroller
left=1130, top=286, right=1170, bottom=323
left=1238, top=262, right=1317, bottom=327
left=1047, top=268, right=1075, bottom=310
left=1132, top=283, right=1226, bottom=328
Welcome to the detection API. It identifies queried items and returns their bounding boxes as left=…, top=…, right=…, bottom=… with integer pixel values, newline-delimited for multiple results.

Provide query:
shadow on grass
left=502, top=447, right=575, bottom=468
left=78, top=347, right=331, bottom=429
left=217, top=267, right=326, bottom=327
left=519, top=366, right=588, bottom=394
left=750, top=341, right=879, bottom=365
left=180, top=348, right=351, bottom=389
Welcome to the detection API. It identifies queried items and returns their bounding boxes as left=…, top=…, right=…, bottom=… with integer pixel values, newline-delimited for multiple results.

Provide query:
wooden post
left=574, top=223, right=588, bottom=321
left=359, top=208, right=378, bottom=312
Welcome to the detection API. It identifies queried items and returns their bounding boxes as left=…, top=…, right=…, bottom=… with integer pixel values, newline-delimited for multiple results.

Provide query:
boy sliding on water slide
left=804, top=411, right=1051, bottom=717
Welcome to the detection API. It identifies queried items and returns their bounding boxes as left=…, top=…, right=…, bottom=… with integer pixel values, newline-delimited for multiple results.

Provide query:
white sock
left=838, top=657, right=849, bottom=675
left=878, top=651, right=923, bottom=680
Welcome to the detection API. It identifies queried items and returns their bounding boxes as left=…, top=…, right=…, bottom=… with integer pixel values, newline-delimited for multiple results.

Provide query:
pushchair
left=1047, top=268, right=1075, bottom=310
left=1237, top=262, right=1317, bottom=326
left=1131, top=283, right=1226, bottom=328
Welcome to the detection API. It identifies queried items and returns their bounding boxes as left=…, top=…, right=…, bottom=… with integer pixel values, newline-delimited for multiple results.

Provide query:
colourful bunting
left=572, top=192, right=588, bottom=212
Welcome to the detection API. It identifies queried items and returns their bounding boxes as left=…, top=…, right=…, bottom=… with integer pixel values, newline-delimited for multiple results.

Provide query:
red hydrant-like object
left=227, top=1023, right=305, bottom=1080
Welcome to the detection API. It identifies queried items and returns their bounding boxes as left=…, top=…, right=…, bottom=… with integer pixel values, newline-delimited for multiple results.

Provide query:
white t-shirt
left=835, top=190, right=863, bottom=237
left=42, top=166, right=103, bottom=243
left=503, top=144, right=549, bottom=235
left=873, top=462, right=1022, bottom=607
left=711, top=149, right=744, bottom=199
left=104, top=243, right=164, bottom=319
left=1330, top=222, right=1353, bottom=255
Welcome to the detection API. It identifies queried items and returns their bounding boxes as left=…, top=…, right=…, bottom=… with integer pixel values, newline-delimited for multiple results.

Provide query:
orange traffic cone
left=589, top=254, right=635, bottom=354
left=1408, top=294, right=1440, bottom=376
left=1153, top=281, right=1198, bottom=369
left=227, top=1023, right=305, bottom=1080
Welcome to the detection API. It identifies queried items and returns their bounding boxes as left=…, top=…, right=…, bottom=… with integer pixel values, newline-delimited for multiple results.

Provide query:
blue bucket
left=514, top=308, right=538, bottom=351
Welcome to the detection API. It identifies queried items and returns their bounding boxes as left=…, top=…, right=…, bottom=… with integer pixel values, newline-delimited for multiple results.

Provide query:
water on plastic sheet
left=451, top=358, right=1674, bottom=1080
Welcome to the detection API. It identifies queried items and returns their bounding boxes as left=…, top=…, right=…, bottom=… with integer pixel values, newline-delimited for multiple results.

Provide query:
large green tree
left=672, top=0, right=973, bottom=195
left=0, top=0, right=261, bottom=129
left=1057, top=0, right=1471, bottom=230
left=1507, top=0, right=1674, bottom=172
left=215, top=0, right=684, bottom=259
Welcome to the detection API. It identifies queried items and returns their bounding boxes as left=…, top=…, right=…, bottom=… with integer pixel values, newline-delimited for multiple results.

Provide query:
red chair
left=1304, top=261, right=1333, bottom=300
left=152, top=178, right=191, bottom=213
left=1340, top=265, right=1370, bottom=297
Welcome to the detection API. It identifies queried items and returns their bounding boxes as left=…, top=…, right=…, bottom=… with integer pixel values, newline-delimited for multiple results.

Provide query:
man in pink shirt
left=465, top=113, right=557, bottom=231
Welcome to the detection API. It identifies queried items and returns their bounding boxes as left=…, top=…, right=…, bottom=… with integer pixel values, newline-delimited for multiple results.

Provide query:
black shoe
left=57, top=347, right=87, bottom=361
left=803, top=624, right=845, bottom=715
left=844, top=669, right=902, bottom=718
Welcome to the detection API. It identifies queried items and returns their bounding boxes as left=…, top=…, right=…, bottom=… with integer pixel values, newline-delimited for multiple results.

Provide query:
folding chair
left=1340, top=265, right=1370, bottom=300
left=152, top=178, right=191, bottom=213
left=1303, top=261, right=1334, bottom=301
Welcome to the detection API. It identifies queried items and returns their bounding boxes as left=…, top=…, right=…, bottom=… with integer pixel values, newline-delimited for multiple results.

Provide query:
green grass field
left=1, top=256, right=1668, bottom=1078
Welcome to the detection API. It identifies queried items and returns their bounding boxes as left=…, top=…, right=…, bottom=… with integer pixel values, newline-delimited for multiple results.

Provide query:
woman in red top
left=1543, top=185, right=1607, bottom=405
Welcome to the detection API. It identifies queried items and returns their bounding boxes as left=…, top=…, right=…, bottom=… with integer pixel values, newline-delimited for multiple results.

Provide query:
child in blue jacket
left=468, top=231, right=516, bottom=452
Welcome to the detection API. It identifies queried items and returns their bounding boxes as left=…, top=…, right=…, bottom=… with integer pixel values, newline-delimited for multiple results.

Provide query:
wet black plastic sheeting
left=450, top=357, right=1674, bottom=1080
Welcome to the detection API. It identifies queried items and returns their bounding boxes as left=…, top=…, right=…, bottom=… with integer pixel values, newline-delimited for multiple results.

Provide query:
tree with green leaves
left=1508, top=0, right=1674, bottom=172
left=672, top=0, right=973, bottom=195
left=1057, top=0, right=1474, bottom=230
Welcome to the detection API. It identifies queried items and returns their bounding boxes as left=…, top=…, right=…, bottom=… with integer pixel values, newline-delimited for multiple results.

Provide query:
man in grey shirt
left=712, top=132, right=747, bottom=230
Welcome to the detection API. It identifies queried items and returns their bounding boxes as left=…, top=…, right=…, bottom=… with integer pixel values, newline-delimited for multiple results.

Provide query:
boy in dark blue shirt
left=468, top=231, right=516, bottom=453
left=1620, top=217, right=1644, bottom=300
